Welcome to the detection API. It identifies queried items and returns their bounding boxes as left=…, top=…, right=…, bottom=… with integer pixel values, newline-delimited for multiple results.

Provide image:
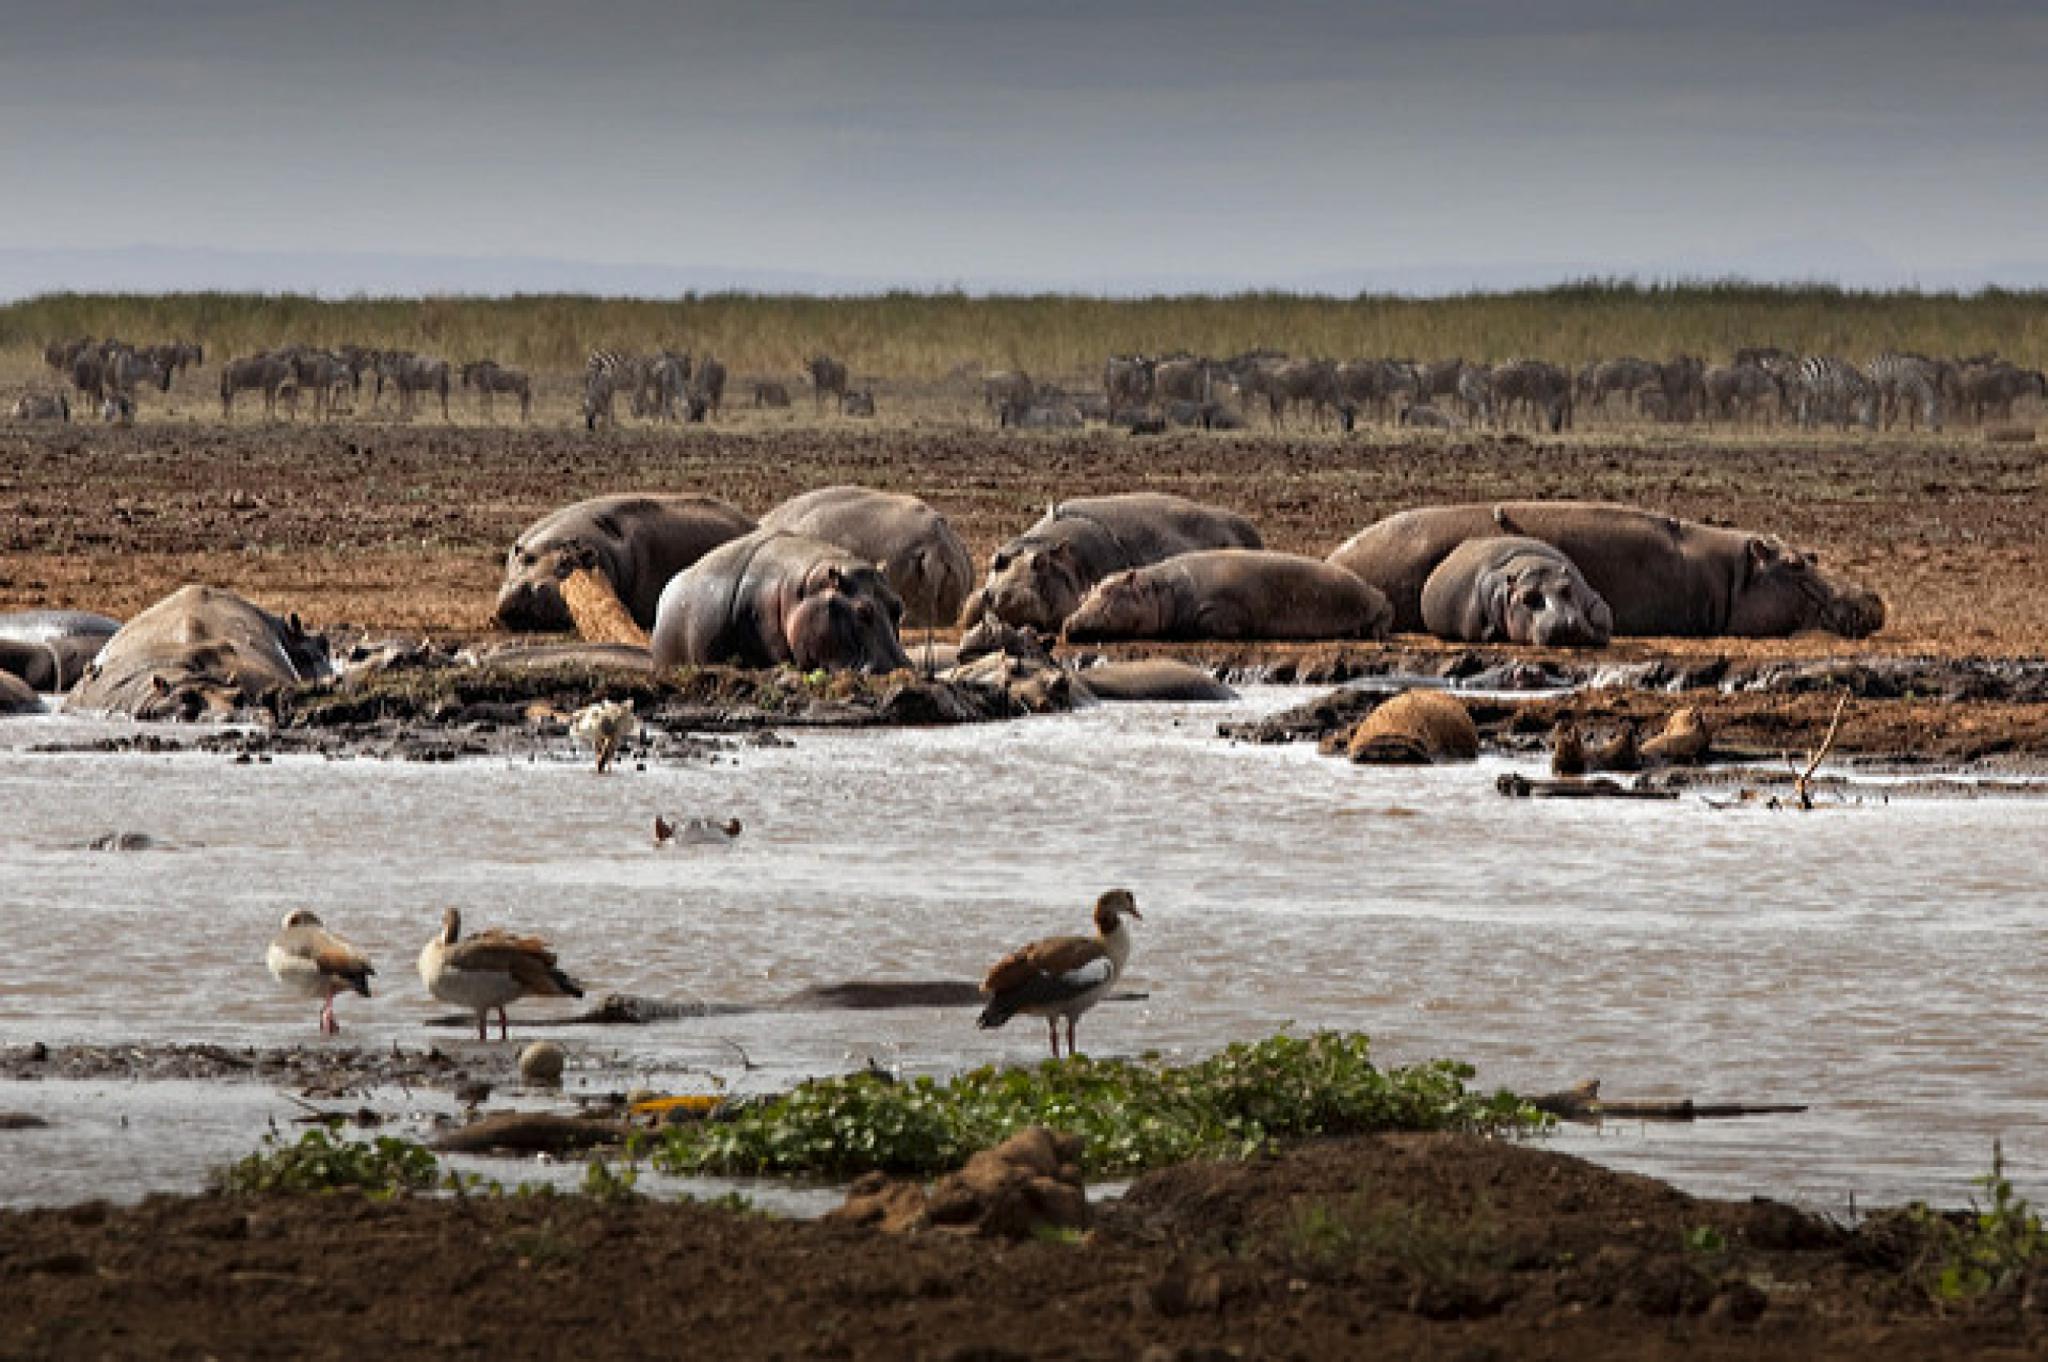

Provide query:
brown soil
left=0, top=422, right=2040, bottom=657
left=2, top=1132, right=2031, bottom=1361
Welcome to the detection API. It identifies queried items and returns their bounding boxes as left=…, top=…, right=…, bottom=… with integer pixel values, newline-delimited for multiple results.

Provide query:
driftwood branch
left=1532, top=1079, right=1808, bottom=1124
left=1496, top=773, right=1678, bottom=801
left=1784, top=690, right=1850, bottom=810
left=430, top=1111, right=630, bottom=1155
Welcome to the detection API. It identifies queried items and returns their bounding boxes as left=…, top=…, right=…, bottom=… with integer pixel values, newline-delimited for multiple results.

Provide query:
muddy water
left=3, top=692, right=2046, bottom=1213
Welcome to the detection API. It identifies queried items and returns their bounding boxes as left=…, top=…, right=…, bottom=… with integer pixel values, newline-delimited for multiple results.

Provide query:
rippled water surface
left=4, top=691, right=2046, bottom=1211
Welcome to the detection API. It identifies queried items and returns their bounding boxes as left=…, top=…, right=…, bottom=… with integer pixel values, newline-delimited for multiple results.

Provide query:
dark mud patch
left=0, top=1131, right=2023, bottom=1361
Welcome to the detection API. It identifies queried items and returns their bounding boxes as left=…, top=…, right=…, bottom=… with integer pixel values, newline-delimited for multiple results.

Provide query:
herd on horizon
left=12, top=334, right=2046, bottom=434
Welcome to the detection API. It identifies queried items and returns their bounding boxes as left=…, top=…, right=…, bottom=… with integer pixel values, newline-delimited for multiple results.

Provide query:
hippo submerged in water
left=64, top=585, right=332, bottom=720
left=0, top=609, right=121, bottom=691
left=1329, top=502, right=1885, bottom=639
left=757, top=485, right=974, bottom=629
left=496, top=494, right=756, bottom=633
left=1061, top=550, right=1393, bottom=643
left=650, top=530, right=913, bottom=673
left=1418, top=536, right=1614, bottom=647
left=961, top=493, right=1263, bottom=633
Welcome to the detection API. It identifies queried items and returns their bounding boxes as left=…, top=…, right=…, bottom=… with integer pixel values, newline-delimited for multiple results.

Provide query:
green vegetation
left=1281, top=1193, right=1506, bottom=1288
left=652, top=1031, right=1543, bottom=1179
left=1902, top=1143, right=2048, bottom=1304
left=4, top=282, right=2043, bottom=380
left=213, top=1127, right=441, bottom=1197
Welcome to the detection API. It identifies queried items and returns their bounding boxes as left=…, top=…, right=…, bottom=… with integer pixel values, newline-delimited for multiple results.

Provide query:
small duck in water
left=653, top=815, right=743, bottom=847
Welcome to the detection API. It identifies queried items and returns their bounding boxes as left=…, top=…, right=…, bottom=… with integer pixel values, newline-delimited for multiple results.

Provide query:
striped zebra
left=1865, top=352, right=1942, bottom=432
left=584, top=350, right=643, bottom=429
left=1793, top=355, right=1876, bottom=431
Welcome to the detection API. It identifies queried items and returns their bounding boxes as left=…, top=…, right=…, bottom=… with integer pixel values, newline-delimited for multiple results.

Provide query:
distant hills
left=3, top=243, right=2045, bottom=301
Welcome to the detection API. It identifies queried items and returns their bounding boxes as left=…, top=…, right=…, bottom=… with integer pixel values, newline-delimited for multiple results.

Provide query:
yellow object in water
left=629, top=1094, right=724, bottom=1119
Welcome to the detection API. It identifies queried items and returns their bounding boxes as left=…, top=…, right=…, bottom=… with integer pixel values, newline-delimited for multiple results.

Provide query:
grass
left=3, top=282, right=2044, bottom=384
left=1900, top=1142, right=2048, bottom=1304
left=213, top=1127, right=440, bottom=1198
left=652, top=1031, right=1544, bottom=1179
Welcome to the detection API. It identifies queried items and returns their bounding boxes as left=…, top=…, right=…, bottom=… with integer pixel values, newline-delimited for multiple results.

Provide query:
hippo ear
left=1745, top=537, right=1780, bottom=574
left=287, top=612, right=304, bottom=638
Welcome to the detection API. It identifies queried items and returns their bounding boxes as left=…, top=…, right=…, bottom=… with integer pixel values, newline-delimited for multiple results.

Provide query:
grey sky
left=2, top=1, right=2044, bottom=294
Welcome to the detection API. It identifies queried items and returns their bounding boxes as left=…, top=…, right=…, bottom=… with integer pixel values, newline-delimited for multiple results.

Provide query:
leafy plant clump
left=214, top=1128, right=441, bottom=1197
left=653, top=1031, right=1543, bottom=1179
left=1903, top=1142, right=2048, bottom=1304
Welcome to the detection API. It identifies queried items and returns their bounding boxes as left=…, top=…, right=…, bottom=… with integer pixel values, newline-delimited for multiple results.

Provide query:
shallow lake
left=3, top=689, right=2045, bottom=1212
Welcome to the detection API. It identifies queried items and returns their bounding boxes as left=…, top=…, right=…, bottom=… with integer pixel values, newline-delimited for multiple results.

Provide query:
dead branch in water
left=1533, top=1078, right=1808, bottom=1124
left=1783, top=691, right=1850, bottom=810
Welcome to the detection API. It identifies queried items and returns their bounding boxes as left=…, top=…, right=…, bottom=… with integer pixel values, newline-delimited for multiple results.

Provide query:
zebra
left=1793, top=356, right=1876, bottom=431
left=1865, top=352, right=1943, bottom=432
left=101, top=346, right=172, bottom=399
left=584, top=350, right=643, bottom=429
left=805, top=354, right=849, bottom=412
left=638, top=350, right=690, bottom=421
left=460, top=360, right=533, bottom=423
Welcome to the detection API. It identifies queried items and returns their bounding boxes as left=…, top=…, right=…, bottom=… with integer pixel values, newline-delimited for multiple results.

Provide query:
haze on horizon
left=2, top=0, right=2044, bottom=299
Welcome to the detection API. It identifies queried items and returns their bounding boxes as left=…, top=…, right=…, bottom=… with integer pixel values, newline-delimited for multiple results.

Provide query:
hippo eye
left=992, top=552, right=1011, bottom=572
left=1522, top=591, right=1546, bottom=612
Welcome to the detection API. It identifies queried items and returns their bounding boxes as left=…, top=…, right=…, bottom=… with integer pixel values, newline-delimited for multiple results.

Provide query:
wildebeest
left=1334, top=358, right=1415, bottom=425
left=840, top=388, right=876, bottom=418
left=1104, top=355, right=1155, bottom=411
left=219, top=353, right=292, bottom=419
left=752, top=380, right=792, bottom=408
left=100, top=392, right=136, bottom=426
left=379, top=352, right=451, bottom=420
left=100, top=346, right=173, bottom=399
left=1959, top=362, right=2047, bottom=424
left=1454, top=363, right=1495, bottom=425
left=280, top=349, right=356, bottom=421
left=982, top=369, right=1036, bottom=417
left=1152, top=357, right=1221, bottom=407
left=805, top=354, right=849, bottom=411
left=690, top=354, right=727, bottom=420
left=460, top=359, right=532, bottom=422
left=1000, top=399, right=1084, bottom=430
left=638, top=350, right=690, bottom=420
left=1264, top=359, right=1342, bottom=428
left=1398, top=402, right=1457, bottom=430
left=11, top=393, right=70, bottom=422
left=1581, top=357, right=1659, bottom=415
left=1491, top=359, right=1573, bottom=432
left=1701, top=362, right=1783, bottom=426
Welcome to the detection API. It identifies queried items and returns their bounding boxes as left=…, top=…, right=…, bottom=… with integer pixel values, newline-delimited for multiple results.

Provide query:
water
left=3, top=691, right=2046, bottom=1213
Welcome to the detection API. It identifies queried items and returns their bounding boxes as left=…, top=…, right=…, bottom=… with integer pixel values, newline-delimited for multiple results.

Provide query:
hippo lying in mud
left=0, top=609, right=121, bottom=691
left=1329, top=502, right=1885, bottom=639
left=961, top=493, right=1263, bottom=633
left=1063, top=550, right=1393, bottom=643
left=758, top=485, right=974, bottom=629
left=650, top=530, right=914, bottom=673
left=496, top=494, right=756, bottom=633
left=65, top=585, right=333, bottom=720
left=1419, top=536, right=1613, bottom=647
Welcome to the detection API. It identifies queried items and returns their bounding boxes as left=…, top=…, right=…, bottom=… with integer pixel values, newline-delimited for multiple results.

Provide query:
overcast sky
left=2, top=1, right=2044, bottom=295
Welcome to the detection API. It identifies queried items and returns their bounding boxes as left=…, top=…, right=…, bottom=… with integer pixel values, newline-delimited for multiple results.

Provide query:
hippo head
left=495, top=541, right=597, bottom=632
left=1059, top=569, right=1174, bottom=643
left=278, top=611, right=334, bottom=682
left=978, top=542, right=1089, bottom=632
left=787, top=562, right=911, bottom=673
left=1488, top=554, right=1613, bottom=648
left=1729, top=537, right=1886, bottom=639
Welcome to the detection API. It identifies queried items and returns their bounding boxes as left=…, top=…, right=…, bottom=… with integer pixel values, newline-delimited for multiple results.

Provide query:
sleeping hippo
left=0, top=670, right=37, bottom=715
left=961, top=493, right=1263, bottom=633
left=0, top=609, right=121, bottom=691
left=650, top=530, right=913, bottom=673
left=757, top=485, right=973, bottom=628
left=1329, top=502, right=1885, bottom=639
left=64, top=585, right=332, bottom=720
left=496, top=494, right=756, bottom=633
left=1419, top=536, right=1613, bottom=646
left=1061, top=550, right=1393, bottom=643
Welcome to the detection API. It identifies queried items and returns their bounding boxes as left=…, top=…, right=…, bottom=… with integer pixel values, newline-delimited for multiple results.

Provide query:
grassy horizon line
left=4, top=281, right=2042, bottom=379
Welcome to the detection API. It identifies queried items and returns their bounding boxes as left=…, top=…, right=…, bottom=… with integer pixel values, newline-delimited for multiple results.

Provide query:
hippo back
left=651, top=530, right=912, bottom=673
left=65, top=585, right=330, bottom=719
left=757, top=485, right=973, bottom=628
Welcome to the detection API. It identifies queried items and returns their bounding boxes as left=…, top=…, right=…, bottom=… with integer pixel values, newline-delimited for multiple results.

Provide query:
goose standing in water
left=418, top=907, right=584, bottom=1041
left=977, top=889, right=1141, bottom=1059
left=266, top=910, right=376, bottom=1035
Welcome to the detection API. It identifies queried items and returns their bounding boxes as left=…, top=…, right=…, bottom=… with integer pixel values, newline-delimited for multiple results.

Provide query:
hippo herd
left=0, top=482, right=1886, bottom=721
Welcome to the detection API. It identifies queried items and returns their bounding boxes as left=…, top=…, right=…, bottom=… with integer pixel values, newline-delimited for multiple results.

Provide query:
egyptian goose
left=417, top=907, right=584, bottom=1041
left=977, top=889, right=1141, bottom=1059
left=266, top=909, right=375, bottom=1035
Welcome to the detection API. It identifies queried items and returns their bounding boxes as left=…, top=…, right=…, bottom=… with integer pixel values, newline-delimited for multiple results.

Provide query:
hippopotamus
left=1418, top=536, right=1614, bottom=647
left=650, top=530, right=913, bottom=673
left=1073, top=659, right=1238, bottom=703
left=65, top=585, right=333, bottom=720
left=496, top=494, right=756, bottom=633
left=961, top=493, right=1263, bottom=632
left=0, top=609, right=121, bottom=691
left=0, top=670, right=37, bottom=715
left=1061, top=551, right=1393, bottom=643
left=1328, top=502, right=1885, bottom=639
left=757, top=485, right=973, bottom=628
